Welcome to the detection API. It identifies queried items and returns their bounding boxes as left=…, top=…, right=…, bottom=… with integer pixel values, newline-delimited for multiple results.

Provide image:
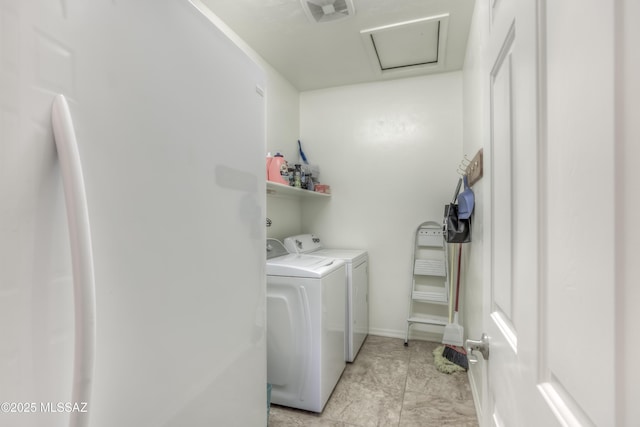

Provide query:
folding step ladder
left=404, top=221, right=450, bottom=346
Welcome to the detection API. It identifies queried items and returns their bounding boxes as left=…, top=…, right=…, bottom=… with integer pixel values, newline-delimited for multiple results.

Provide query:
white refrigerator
left=0, top=1, right=267, bottom=426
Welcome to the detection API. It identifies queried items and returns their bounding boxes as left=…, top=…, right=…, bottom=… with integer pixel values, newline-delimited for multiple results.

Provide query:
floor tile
left=340, top=352, right=408, bottom=392
left=268, top=405, right=351, bottom=427
left=357, top=336, right=410, bottom=362
left=405, top=339, right=440, bottom=362
left=399, top=391, right=478, bottom=427
left=322, top=378, right=404, bottom=427
left=268, top=336, right=478, bottom=427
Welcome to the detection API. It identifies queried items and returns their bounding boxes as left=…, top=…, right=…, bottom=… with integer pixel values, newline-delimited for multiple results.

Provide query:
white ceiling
left=199, top=0, right=476, bottom=91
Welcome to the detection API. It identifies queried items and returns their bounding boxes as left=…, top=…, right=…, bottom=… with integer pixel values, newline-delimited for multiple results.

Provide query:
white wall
left=300, top=73, right=463, bottom=338
left=264, top=71, right=303, bottom=241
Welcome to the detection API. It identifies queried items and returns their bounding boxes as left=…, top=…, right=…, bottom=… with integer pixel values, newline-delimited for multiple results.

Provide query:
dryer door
left=350, top=259, right=369, bottom=360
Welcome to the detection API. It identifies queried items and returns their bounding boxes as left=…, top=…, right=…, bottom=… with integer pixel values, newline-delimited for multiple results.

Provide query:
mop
left=442, top=244, right=468, bottom=370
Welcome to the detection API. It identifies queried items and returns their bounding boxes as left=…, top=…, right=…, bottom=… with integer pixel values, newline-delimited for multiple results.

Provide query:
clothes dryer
left=284, top=234, right=369, bottom=362
left=266, top=239, right=346, bottom=413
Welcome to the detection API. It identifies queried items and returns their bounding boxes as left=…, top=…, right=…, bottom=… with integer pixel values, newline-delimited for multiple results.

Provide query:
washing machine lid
left=283, top=234, right=322, bottom=254
left=266, top=254, right=345, bottom=278
left=312, top=248, right=368, bottom=265
left=284, top=235, right=368, bottom=264
left=267, top=238, right=289, bottom=260
left=267, top=238, right=344, bottom=277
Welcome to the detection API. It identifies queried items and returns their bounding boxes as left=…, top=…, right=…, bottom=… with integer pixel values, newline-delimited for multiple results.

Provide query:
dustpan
left=442, top=313, right=464, bottom=346
left=457, top=175, right=474, bottom=219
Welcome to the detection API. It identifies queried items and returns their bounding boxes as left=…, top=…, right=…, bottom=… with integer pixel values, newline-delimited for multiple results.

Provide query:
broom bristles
left=442, top=345, right=469, bottom=371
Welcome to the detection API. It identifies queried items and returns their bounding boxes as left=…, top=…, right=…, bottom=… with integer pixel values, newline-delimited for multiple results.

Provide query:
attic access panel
left=361, top=14, right=449, bottom=76
left=372, top=21, right=439, bottom=70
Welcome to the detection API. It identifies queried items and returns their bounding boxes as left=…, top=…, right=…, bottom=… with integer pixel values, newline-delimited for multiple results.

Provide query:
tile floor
left=268, top=335, right=478, bottom=427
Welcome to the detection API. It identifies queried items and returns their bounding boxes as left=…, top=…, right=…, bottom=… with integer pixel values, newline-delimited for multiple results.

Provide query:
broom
left=442, top=244, right=468, bottom=370
left=442, top=243, right=460, bottom=345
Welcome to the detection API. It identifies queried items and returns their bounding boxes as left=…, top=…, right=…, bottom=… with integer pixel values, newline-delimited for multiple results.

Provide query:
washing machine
left=266, top=238, right=346, bottom=413
left=284, top=234, right=369, bottom=362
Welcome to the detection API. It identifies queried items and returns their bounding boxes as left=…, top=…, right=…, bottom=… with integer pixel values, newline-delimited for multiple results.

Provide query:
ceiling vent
left=360, top=14, right=450, bottom=77
left=300, top=0, right=355, bottom=24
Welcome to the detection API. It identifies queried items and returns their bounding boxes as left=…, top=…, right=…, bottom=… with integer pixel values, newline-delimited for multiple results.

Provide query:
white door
left=474, top=0, right=617, bottom=425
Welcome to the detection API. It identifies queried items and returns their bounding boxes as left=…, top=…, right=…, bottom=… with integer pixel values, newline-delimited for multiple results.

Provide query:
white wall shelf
left=266, top=181, right=330, bottom=199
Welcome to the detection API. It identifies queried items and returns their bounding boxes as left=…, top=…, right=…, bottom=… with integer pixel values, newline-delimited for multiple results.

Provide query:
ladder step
left=414, top=259, right=446, bottom=276
left=407, top=315, right=449, bottom=326
left=417, top=230, right=444, bottom=247
left=412, top=290, right=448, bottom=304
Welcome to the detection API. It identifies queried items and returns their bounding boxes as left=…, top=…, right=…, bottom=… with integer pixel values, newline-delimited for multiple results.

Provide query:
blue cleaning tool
left=457, top=175, right=475, bottom=219
left=298, top=140, right=308, bottom=165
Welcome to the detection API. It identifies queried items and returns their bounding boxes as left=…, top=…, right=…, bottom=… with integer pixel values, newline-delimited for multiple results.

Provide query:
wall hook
left=464, top=149, right=484, bottom=187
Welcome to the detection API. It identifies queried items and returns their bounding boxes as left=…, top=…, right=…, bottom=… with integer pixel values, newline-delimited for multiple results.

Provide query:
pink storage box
left=314, top=184, right=331, bottom=194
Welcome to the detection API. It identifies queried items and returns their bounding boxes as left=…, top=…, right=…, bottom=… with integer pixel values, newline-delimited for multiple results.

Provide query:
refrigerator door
left=0, top=1, right=266, bottom=426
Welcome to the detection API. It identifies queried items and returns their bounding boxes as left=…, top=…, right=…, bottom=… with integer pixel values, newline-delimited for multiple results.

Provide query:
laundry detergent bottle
left=267, top=153, right=289, bottom=185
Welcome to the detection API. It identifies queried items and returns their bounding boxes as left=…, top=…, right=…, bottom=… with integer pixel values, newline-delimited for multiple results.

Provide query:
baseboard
left=368, top=327, right=443, bottom=343
left=468, top=363, right=483, bottom=426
